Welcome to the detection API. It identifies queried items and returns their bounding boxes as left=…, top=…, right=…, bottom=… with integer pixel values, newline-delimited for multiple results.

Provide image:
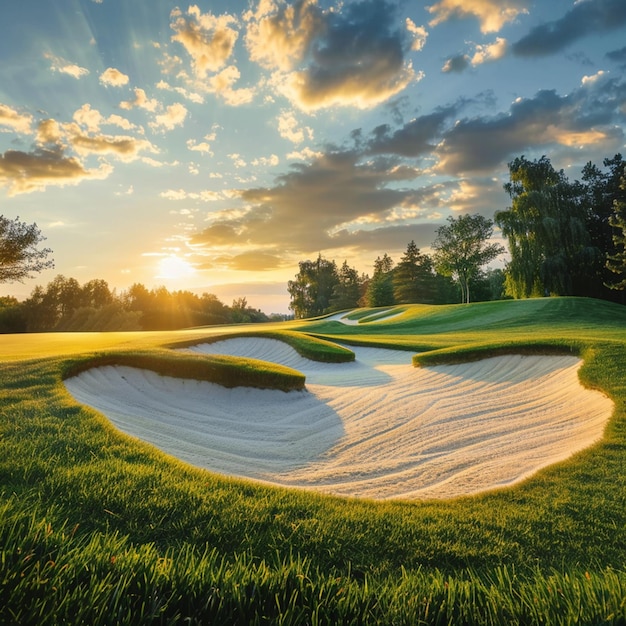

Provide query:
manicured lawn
left=1, top=297, right=625, bottom=624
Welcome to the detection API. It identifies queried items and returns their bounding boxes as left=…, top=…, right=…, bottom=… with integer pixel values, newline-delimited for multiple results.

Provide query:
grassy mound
left=1, top=297, right=625, bottom=624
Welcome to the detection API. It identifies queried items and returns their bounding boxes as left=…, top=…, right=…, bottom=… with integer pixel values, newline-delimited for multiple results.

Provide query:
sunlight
left=156, top=255, right=196, bottom=280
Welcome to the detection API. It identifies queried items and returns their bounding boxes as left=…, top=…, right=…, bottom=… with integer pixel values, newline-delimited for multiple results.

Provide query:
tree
left=606, top=165, right=626, bottom=290
left=287, top=254, right=338, bottom=318
left=496, top=156, right=599, bottom=298
left=393, top=240, right=436, bottom=304
left=329, top=260, right=362, bottom=311
left=0, top=215, right=54, bottom=282
left=364, top=254, right=395, bottom=307
left=432, top=214, right=504, bottom=304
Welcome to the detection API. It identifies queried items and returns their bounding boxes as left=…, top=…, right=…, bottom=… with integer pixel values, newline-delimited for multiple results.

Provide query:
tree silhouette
left=0, top=215, right=54, bottom=283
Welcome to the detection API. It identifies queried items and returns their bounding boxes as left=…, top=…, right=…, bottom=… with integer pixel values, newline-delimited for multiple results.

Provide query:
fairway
left=2, top=297, right=626, bottom=625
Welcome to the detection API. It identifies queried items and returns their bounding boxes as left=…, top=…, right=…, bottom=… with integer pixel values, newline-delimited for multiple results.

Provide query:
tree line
left=0, top=276, right=284, bottom=333
left=288, top=214, right=505, bottom=319
left=288, top=152, right=626, bottom=318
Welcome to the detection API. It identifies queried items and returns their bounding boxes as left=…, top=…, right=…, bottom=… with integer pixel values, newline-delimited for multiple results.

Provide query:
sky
left=1, top=0, right=625, bottom=314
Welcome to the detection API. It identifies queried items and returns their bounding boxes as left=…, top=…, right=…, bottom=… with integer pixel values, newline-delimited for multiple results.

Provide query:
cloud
left=207, top=65, right=255, bottom=105
left=160, top=188, right=221, bottom=201
left=247, top=0, right=420, bottom=110
left=442, top=54, right=471, bottom=73
left=216, top=250, right=286, bottom=271
left=119, top=88, right=159, bottom=112
left=36, top=119, right=63, bottom=145
left=606, top=46, right=626, bottom=68
left=277, top=110, right=313, bottom=143
left=99, top=67, right=130, bottom=86
left=366, top=104, right=461, bottom=157
left=170, top=5, right=239, bottom=78
left=406, top=18, right=428, bottom=51
left=512, top=0, right=626, bottom=57
left=427, top=0, right=529, bottom=34
left=191, top=149, right=441, bottom=262
left=156, top=80, right=205, bottom=103
left=435, top=78, right=626, bottom=174
left=244, top=0, right=325, bottom=71
left=72, top=105, right=138, bottom=134
left=187, top=138, right=213, bottom=154
left=471, top=37, right=507, bottom=65
left=44, top=53, right=89, bottom=79
left=69, top=130, right=158, bottom=162
left=149, top=103, right=188, bottom=131
left=0, top=147, right=111, bottom=196
left=0, top=103, right=33, bottom=134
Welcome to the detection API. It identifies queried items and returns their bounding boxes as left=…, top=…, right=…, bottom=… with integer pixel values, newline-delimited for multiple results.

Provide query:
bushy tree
left=496, top=156, right=600, bottom=298
left=433, top=214, right=504, bottom=304
left=288, top=254, right=338, bottom=318
left=0, top=215, right=54, bottom=283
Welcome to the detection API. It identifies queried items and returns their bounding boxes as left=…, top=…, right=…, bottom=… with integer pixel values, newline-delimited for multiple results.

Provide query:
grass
left=1, top=297, right=626, bottom=624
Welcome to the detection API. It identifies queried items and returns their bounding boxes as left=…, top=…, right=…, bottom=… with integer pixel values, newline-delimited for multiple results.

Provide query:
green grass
left=1, top=297, right=626, bottom=624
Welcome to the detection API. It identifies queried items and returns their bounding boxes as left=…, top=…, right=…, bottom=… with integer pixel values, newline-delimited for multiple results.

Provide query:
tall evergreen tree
left=329, top=260, right=362, bottom=311
left=393, top=240, right=436, bottom=304
left=364, top=254, right=395, bottom=307
left=606, top=166, right=626, bottom=290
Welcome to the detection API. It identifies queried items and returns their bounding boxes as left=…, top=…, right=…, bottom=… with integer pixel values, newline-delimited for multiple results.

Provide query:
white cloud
left=251, top=154, right=279, bottom=167
left=120, top=88, right=159, bottom=112
left=170, top=5, right=239, bottom=78
left=149, top=102, right=188, bottom=131
left=44, top=53, right=89, bottom=79
left=277, top=110, right=313, bottom=144
left=99, top=67, right=130, bottom=86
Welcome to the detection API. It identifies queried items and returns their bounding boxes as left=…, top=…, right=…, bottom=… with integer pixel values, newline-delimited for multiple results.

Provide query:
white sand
left=64, top=338, right=613, bottom=500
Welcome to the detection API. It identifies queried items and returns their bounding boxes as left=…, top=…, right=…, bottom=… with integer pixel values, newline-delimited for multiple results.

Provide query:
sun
left=156, top=255, right=196, bottom=281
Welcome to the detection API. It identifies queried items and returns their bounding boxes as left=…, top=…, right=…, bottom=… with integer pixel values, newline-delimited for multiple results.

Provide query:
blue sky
left=1, top=0, right=625, bottom=313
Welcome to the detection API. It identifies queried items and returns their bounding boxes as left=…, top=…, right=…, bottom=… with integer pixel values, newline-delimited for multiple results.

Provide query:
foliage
left=0, top=215, right=54, bottom=283
left=287, top=254, right=340, bottom=318
left=392, top=240, right=437, bottom=304
left=606, top=165, right=626, bottom=290
left=329, top=260, right=363, bottom=311
left=497, top=155, right=624, bottom=300
left=432, top=214, right=504, bottom=304
left=363, top=253, right=395, bottom=307
left=1, top=276, right=277, bottom=333
left=1, top=298, right=626, bottom=622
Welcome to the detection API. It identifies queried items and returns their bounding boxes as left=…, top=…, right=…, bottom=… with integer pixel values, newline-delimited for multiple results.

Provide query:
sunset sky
left=1, top=0, right=625, bottom=313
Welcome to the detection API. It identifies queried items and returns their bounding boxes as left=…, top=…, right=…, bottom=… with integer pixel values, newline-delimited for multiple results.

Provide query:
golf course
left=1, top=296, right=626, bottom=624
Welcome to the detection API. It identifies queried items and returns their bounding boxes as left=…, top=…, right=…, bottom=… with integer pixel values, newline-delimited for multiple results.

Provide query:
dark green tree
left=364, top=254, right=395, bottom=307
left=432, top=214, right=504, bottom=304
left=392, top=240, right=436, bottom=304
left=0, top=215, right=54, bottom=283
left=329, top=260, right=362, bottom=311
left=496, top=156, right=599, bottom=298
left=606, top=165, right=626, bottom=290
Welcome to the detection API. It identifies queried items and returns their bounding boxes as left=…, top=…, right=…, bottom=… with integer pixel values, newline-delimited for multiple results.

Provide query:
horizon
left=1, top=0, right=625, bottom=315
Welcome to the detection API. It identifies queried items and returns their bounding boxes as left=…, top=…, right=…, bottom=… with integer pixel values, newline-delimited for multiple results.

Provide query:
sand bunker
left=64, top=338, right=613, bottom=500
